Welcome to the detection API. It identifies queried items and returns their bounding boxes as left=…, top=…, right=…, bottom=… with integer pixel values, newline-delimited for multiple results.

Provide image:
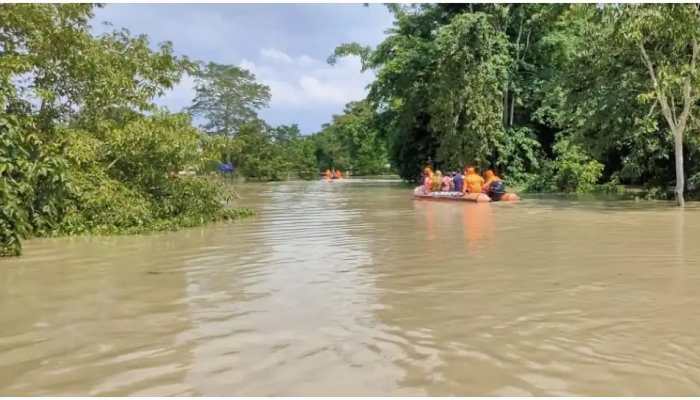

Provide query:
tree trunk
left=503, top=83, right=509, bottom=127
left=673, top=128, right=685, bottom=207
left=509, top=95, right=515, bottom=127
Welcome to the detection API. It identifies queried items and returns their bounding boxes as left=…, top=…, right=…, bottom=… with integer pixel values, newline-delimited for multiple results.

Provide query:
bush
left=155, top=176, right=223, bottom=221
left=552, top=137, right=604, bottom=193
left=688, top=172, right=700, bottom=197
left=1, top=115, right=70, bottom=255
left=520, top=136, right=604, bottom=193
left=59, top=169, right=155, bottom=235
left=2, top=114, right=256, bottom=256
left=100, top=113, right=201, bottom=189
left=494, top=127, right=544, bottom=185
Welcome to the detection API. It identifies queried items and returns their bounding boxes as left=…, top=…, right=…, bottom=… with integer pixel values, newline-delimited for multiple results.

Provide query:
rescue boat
left=413, top=187, right=519, bottom=202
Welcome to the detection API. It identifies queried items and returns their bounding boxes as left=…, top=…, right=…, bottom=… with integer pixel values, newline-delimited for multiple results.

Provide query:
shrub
left=58, top=170, right=155, bottom=235
left=551, top=136, right=604, bottom=193
left=494, top=127, right=544, bottom=185
left=1, top=115, right=70, bottom=255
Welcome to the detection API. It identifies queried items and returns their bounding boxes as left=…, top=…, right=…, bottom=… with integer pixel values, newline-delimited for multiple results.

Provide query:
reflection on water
left=1, top=179, right=700, bottom=395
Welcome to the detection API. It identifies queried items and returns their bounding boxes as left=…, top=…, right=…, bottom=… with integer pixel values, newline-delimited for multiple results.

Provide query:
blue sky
left=91, top=4, right=394, bottom=134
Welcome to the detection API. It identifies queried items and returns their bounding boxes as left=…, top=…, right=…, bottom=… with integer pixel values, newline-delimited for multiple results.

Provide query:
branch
left=327, top=42, right=372, bottom=71
left=514, top=19, right=523, bottom=62
left=639, top=41, right=676, bottom=129
left=646, top=99, right=658, bottom=118
left=677, top=38, right=698, bottom=132
left=671, top=93, right=678, bottom=125
left=523, top=29, right=532, bottom=59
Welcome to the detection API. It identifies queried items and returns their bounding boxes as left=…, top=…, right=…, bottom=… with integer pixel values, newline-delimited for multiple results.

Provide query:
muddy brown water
left=2, top=179, right=700, bottom=395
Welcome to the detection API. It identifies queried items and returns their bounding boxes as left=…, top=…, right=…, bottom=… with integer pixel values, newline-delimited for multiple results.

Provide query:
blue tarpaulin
left=218, top=162, right=234, bottom=173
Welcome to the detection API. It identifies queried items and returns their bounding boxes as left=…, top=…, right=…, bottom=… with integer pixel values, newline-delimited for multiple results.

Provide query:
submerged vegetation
left=2, top=4, right=700, bottom=255
left=0, top=4, right=257, bottom=256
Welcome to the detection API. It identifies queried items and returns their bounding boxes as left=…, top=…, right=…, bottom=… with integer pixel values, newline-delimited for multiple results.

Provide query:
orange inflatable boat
left=413, top=187, right=519, bottom=202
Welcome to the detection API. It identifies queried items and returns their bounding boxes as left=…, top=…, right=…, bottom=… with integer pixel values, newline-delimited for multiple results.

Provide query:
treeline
left=186, top=62, right=392, bottom=178
left=330, top=4, right=700, bottom=205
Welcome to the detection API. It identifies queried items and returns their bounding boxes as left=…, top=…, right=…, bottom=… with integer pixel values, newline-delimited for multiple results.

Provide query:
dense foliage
left=0, top=5, right=253, bottom=256
left=199, top=122, right=318, bottom=181
left=313, top=101, right=390, bottom=176
left=330, top=4, right=700, bottom=202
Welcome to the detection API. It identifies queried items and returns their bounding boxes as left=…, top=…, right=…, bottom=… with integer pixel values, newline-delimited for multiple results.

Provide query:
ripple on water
left=2, top=181, right=700, bottom=394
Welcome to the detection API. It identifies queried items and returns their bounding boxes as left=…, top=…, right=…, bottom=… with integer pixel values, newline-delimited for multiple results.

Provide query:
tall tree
left=330, top=5, right=516, bottom=179
left=188, top=62, right=271, bottom=136
left=550, top=5, right=700, bottom=205
left=618, top=5, right=700, bottom=206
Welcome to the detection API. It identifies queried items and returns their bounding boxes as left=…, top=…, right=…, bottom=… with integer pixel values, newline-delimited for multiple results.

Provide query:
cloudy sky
left=91, top=4, right=394, bottom=134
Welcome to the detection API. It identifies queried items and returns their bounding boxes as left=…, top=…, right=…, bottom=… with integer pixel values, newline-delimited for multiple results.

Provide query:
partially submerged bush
left=552, top=137, right=604, bottom=193
left=59, top=169, right=155, bottom=235
left=494, top=127, right=544, bottom=185
left=1, top=115, right=71, bottom=255
left=521, top=136, right=604, bottom=193
left=3, top=114, right=255, bottom=256
left=0, top=5, right=256, bottom=257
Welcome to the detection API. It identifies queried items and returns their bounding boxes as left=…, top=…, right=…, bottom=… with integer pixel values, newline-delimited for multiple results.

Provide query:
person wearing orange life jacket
left=422, top=167, right=434, bottom=194
left=481, top=169, right=506, bottom=201
left=432, top=170, right=443, bottom=192
left=482, top=169, right=499, bottom=187
left=463, top=166, right=484, bottom=194
left=334, top=169, right=343, bottom=179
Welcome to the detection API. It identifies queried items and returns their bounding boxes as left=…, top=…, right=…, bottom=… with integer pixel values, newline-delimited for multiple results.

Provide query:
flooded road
left=2, top=179, right=700, bottom=395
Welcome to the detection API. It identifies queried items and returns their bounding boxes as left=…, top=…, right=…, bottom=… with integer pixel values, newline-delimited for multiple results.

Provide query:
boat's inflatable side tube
left=413, top=187, right=519, bottom=202
left=413, top=187, right=492, bottom=202
left=499, top=193, right=520, bottom=202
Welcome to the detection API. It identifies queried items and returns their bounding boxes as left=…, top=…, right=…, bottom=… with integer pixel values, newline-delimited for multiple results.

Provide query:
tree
left=270, top=124, right=301, bottom=144
left=548, top=5, right=700, bottom=205
left=188, top=62, right=271, bottom=136
left=617, top=5, right=700, bottom=206
left=428, top=12, right=511, bottom=169
left=330, top=5, right=513, bottom=179
left=314, top=101, right=389, bottom=176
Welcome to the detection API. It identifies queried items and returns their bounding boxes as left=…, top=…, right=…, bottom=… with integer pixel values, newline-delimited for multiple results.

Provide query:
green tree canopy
left=188, top=62, right=271, bottom=136
left=314, top=100, right=390, bottom=176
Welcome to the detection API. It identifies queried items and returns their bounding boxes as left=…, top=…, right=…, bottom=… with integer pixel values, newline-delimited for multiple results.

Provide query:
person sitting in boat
left=334, top=169, right=343, bottom=179
left=463, top=166, right=484, bottom=194
left=324, top=169, right=332, bottom=180
left=452, top=170, right=464, bottom=193
left=482, top=169, right=506, bottom=201
left=432, top=170, right=444, bottom=192
left=441, top=172, right=453, bottom=192
left=422, top=167, right=434, bottom=193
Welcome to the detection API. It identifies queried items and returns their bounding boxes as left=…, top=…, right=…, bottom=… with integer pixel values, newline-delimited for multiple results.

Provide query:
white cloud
left=92, top=5, right=392, bottom=133
left=238, top=59, right=257, bottom=74
left=260, top=48, right=293, bottom=64
left=297, top=54, right=316, bottom=67
left=259, top=54, right=371, bottom=109
left=155, top=73, right=196, bottom=111
left=299, top=75, right=357, bottom=104
left=154, top=49, right=372, bottom=130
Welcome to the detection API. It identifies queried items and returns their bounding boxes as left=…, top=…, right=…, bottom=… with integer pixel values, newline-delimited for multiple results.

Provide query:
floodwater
left=2, top=179, right=700, bottom=395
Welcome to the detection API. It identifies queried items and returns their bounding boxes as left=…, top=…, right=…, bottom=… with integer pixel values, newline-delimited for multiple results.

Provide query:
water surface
left=1, top=179, right=700, bottom=395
